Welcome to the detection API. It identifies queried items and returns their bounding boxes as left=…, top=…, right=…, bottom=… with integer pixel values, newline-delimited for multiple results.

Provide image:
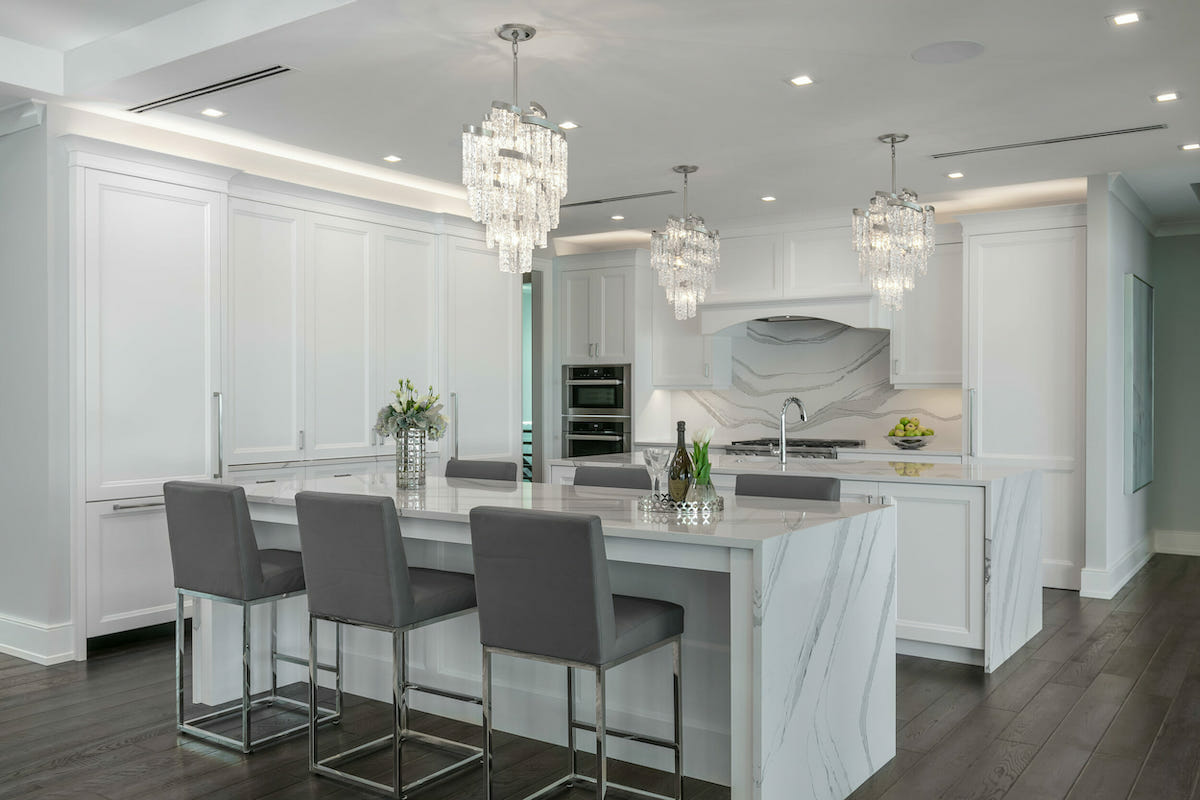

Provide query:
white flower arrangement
left=374, top=379, right=448, bottom=441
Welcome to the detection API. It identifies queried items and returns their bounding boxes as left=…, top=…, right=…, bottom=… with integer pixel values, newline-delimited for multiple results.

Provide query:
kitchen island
left=192, top=470, right=897, bottom=799
left=550, top=453, right=1044, bottom=673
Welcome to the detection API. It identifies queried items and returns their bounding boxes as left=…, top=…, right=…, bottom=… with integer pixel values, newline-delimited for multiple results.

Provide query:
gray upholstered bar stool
left=734, top=473, right=841, bottom=501
left=445, top=458, right=518, bottom=481
left=295, top=491, right=483, bottom=798
left=163, top=481, right=342, bottom=754
left=573, top=466, right=652, bottom=491
left=469, top=506, right=685, bottom=800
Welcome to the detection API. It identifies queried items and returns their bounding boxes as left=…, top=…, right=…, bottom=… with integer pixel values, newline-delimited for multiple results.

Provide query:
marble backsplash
left=669, top=319, right=963, bottom=448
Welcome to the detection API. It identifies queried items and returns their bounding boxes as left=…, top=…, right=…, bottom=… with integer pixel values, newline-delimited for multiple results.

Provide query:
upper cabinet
left=782, top=227, right=869, bottom=298
left=890, top=239, right=964, bottom=387
left=707, top=233, right=782, bottom=302
left=83, top=169, right=224, bottom=501
left=651, top=290, right=732, bottom=389
left=557, top=265, right=635, bottom=363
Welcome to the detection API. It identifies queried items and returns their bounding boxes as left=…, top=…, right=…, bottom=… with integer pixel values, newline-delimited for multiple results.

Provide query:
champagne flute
left=641, top=447, right=669, bottom=496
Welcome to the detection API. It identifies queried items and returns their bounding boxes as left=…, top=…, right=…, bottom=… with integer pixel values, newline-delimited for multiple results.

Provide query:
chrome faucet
left=779, top=397, right=808, bottom=465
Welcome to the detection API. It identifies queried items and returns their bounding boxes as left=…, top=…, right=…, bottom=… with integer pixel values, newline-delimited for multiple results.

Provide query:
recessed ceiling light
left=1155, top=92, right=1179, bottom=103
left=383, top=155, right=402, bottom=162
left=788, top=75, right=814, bottom=87
left=610, top=214, right=625, bottom=220
left=761, top=196, right=777, bottom=202
left=947, top=172, right=965, bottom=179
left=559, top=121, right=579, bottom=130
left=1109, top=11, right=1140, bottom=25
left=200, top=108, right=225, bottom=118
left=1182, top=143, right=1200, bottom=151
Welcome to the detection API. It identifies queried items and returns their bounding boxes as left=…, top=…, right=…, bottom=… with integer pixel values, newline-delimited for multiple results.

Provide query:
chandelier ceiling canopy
left=651, top=165, right=721, bottom=320
left=851, top=134, right=935, bottom=311
left=462, top=23, right=568, bottom=274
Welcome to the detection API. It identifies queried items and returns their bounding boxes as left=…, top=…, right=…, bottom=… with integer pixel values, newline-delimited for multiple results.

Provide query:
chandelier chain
left=511, top=34, right=519, bottom=107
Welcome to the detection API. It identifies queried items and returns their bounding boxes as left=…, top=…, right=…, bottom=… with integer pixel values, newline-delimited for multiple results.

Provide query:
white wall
left=1149, top=234, right=1200, bottom=554
left=0, top=108, right=71, bottom=662
left=1081, top=174, right=1154, bottom=598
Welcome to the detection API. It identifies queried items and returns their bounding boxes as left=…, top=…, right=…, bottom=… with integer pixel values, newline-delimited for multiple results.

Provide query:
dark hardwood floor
left=3, top=554, right=1200, bottom=799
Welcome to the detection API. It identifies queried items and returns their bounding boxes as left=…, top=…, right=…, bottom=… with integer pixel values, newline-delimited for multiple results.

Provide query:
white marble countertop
left=634, top=438, right=964, bottom=458
left=231, top=470, right=886, bottom=551
left=550, top=451, right=1034, bottom=487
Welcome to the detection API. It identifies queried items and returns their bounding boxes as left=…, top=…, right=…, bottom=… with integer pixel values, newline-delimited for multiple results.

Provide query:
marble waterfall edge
left=757, top=505, right=897, bottom=799
left=985, top=470, right=1044, bottom=671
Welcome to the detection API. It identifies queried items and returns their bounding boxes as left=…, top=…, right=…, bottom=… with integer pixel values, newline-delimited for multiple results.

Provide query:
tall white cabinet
left=68, top=139, right=518, bottom=651
left=961, top=206, right=1087, bottom=590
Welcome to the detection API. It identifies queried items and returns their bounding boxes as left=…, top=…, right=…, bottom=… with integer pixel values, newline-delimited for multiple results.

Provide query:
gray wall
left=0, top=119, right=55, bottom=633
left=1150, top=234, right=1200, bottom=539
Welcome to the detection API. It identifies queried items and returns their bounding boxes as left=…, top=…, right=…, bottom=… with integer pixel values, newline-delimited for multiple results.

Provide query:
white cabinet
left=228, top=199, right=305, bottom=464
left=445, top=236, right=522, bottom=461
left=890, top=241, right=963, bottom=387
left=782, top=226, right=868, bottom=298
left=83, top=169, right=223, bottom=501
left=962, top=210, right=1086, bottom=589
left=840, top=480, right=986, bottom=649
left=375, top=225, right=440, bottom=454
left=651, top=290, right=732, bottom=388
left=558, top=266, right=634, bottom=363
left=304, top=214, right=375, bottom=460
left=707, top=233, right=781, bottom=302
left=85, top=499, right=178, bottom=636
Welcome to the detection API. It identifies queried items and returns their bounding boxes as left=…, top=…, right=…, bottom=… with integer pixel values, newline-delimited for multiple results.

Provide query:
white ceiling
left=1, top=0, right=1198, bottom=238
left=0, top=0, right=203, bottom=51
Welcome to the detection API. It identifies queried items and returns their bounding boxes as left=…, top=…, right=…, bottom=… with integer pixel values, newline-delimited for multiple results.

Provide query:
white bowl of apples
left=886, top=417, right=935, bottom=449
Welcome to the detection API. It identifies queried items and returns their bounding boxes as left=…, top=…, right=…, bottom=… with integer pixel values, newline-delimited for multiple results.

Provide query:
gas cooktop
left=725, top=437, right=866, bottom=459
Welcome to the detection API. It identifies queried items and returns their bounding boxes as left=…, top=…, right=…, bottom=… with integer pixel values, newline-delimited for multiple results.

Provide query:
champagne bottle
left=667, top=420, right=694, bottom=502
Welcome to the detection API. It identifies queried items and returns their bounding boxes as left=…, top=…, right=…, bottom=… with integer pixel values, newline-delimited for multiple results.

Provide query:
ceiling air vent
left=127, top=65, right=292, bottom=113
left=930, top=125, right=1167, bottom=158
left=562, top=189, right=676, bottom=209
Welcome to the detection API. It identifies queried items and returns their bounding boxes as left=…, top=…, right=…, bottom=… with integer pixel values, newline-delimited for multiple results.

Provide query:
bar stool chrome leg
left=483, top=648, right=494, bottom=800
left=566, top=665, right=577, bottom=785
left=673, top=639, right=683, bottom=799
left=596, top=668, right=608, bottom=799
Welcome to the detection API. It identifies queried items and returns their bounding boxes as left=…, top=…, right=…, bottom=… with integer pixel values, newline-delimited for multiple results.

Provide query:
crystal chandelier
left=462, top=24, right=568, bottom=274
left=651, top=166, right=720, bottom=320
left=851, top=134, right=935, bottom=310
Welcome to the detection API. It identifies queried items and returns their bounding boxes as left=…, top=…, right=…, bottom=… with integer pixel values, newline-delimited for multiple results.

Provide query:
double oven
left=562, top=365, right=632, bottom=458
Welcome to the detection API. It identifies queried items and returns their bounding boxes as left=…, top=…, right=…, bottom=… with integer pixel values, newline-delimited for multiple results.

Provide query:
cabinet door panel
left=885, top=483, right=984, bottom=649
left=85, top=500, right=177, bottom=636
left=84, top=171, right=221, bottom=500
left=706, top=234, right=781, bottom=302
left=306, top=215, right=374, bottom=458
left=376, top=226, right=439, bottom=453
left=891, top=242, right=963, bottom=386
left=228, top=200, right=304, bottom=464
left=559, top=270, right=593, bottom=362
left=651, top=293, right=730, bottom=388
left=783, top=227, right=868, bottom=298
left=446, top=238, right=522, bottom=461
left=595, top=267, right=633, bottom=363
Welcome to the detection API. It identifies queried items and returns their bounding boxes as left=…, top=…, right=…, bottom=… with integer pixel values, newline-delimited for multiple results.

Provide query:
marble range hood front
left=698, top=293, right=891, bottom=335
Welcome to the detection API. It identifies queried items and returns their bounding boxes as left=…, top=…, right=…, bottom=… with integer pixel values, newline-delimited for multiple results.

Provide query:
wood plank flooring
left=4, top=554, right=1200, bottom=799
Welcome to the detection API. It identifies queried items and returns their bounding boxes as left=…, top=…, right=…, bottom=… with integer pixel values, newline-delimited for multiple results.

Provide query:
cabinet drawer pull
left=334, top=473, right=352, bottom=478
left=112, top=500, right=166, bottom=511
left=254, top=479, right=276, bottom=484
left=213, top=392, right=224, bottom=479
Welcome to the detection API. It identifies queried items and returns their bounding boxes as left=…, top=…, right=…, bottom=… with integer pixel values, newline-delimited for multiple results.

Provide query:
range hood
left=699, top=294, right=891, bottom=335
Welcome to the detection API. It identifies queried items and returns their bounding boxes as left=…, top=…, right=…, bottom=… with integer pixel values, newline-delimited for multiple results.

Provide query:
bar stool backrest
left=164, top=481, right=265, bottom=600
left=444, top=458, right=518, bottom=481
left=469, top=506, right=616, bottom=665
left=734, top=473, right=840, bottom=501
left=573, top=466, right=652, bottom=491
left=294, top=492, right=414, bottom=629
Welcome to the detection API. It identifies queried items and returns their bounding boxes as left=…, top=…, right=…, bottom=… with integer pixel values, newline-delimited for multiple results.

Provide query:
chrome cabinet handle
left=893, top=358, right=901, bottom=375
left=212, top=392, right=223, bottom=479
left=450, top=392, right=460, bottom=459
left=564, top=434, right=623, bottom=441
left=299, top=430, right=305, bottom=451
left=112, top=500, right=166, bottom=511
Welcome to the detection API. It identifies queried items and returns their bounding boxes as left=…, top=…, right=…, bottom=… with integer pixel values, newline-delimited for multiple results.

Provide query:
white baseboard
left=1042, top=559, right=1081, bottom=591
left=1080, top=538, right=1154, bottom=599
left=0, top=613, right=75, bottom=665
left=896, top=638, right=983, bottom=667
left=1154, top=529, right=1200, bottom=556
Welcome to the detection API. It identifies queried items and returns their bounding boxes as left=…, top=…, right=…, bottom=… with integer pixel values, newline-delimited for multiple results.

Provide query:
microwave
left=563, top=365, right=631, bottom=417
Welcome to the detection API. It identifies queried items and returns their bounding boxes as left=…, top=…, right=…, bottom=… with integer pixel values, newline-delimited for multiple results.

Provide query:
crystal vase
left=395, top=428, right=427, bottom=489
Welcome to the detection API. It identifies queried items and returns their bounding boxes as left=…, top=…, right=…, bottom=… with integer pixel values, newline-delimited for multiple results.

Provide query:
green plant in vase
left=689, top=426, right=717, bottom=502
